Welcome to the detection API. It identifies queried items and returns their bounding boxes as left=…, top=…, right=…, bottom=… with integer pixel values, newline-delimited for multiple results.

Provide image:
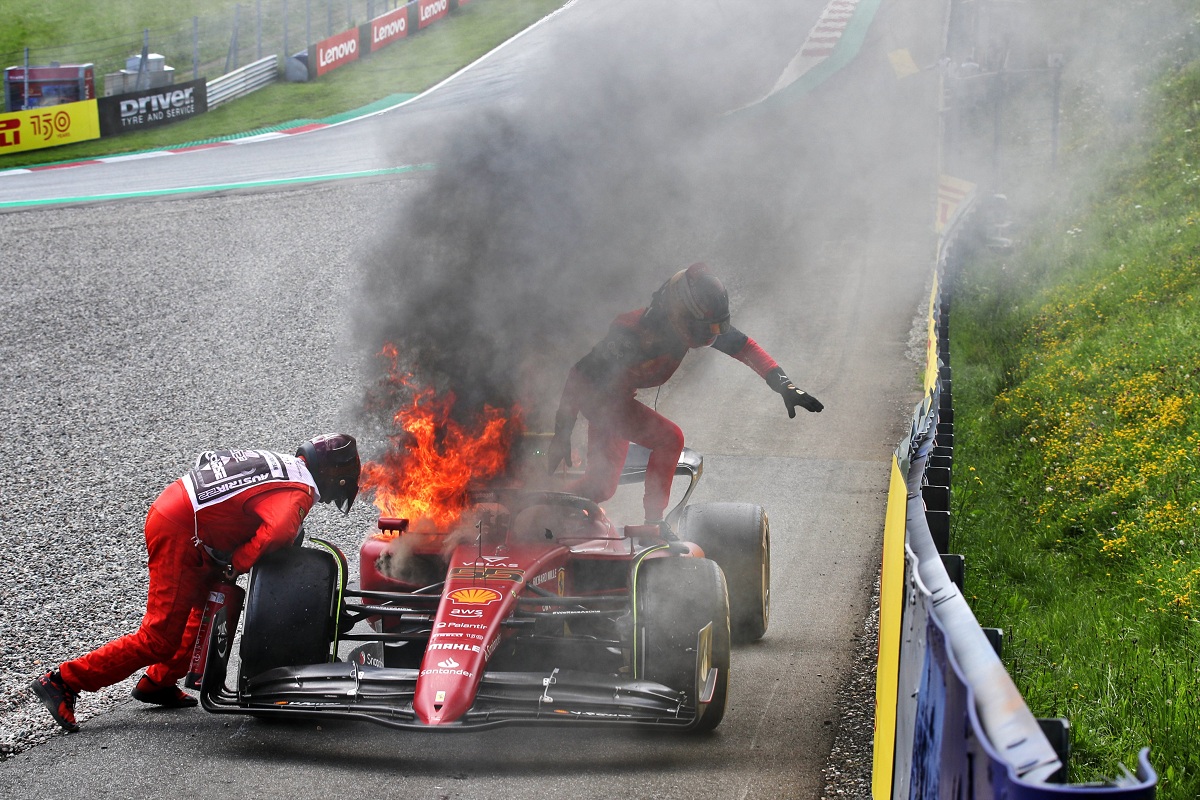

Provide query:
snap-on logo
left=356, top=649, right=385, bottom=668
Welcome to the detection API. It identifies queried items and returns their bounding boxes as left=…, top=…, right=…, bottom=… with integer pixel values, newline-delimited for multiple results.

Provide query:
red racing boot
left=30, top=670, right=80, bottom=732
left=132, top=675, right=198, bottom=708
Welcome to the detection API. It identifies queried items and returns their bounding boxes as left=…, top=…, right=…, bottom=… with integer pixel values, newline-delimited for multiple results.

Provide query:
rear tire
left=676, top=502, right=770, bottom=643
left=635, top=557, right=730, bottom=732
left=239, top=547, right=338, bottom=682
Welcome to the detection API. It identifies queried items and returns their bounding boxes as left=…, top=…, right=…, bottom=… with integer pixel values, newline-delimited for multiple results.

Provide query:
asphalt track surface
left=0, top=0, right=943, bottom=797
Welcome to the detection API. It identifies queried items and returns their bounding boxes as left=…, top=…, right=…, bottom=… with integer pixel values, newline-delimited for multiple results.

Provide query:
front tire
left=676, top=502, right=770, bottom=643
left=635, top=557, right=731, bottom=732
left=239, top=547, right=339, bottom=683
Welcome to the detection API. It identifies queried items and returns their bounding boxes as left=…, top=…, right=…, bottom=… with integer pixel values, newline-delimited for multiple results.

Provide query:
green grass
left=952, top=54, right=1200, bottom=796
left=0, top=0, right=238, bottom=56
left=1, top=0, right=566, bottom=169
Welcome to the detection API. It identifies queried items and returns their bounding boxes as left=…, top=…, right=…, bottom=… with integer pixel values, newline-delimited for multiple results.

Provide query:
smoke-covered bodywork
left=199, top=447, right=770, bottom=732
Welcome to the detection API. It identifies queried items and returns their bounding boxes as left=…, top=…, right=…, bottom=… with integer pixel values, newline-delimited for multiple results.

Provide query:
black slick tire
left=676, top=502, right=770, bottom=643
left=239, top=547, right=338, bottom=682
left=635, top=556, right=730, bottom=732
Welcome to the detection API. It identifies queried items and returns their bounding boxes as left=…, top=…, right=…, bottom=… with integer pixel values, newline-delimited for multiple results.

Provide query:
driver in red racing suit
left=30, top=434, right=361, bottom=733
left=547, top=263, right=822, bottom=533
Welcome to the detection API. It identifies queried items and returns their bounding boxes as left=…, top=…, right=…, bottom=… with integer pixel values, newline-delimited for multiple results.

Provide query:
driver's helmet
left=296, top=433, right=360, bottom=513
left=661, top=262, right=731, bottom=347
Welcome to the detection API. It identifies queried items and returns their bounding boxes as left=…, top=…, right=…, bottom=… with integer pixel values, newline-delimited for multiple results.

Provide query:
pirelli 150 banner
left=96, top=79, right=208, bottom=137
left=0, top=99, right=100, bottom=155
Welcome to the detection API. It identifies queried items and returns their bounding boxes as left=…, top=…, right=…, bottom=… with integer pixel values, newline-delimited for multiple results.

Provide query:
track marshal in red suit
left=30, top=434, right=361, bottom=732
left=547, top=263, right=823, bottom=534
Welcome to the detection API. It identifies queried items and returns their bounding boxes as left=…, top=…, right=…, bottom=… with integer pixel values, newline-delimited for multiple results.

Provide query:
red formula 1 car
left=198, top=446, right=769, bottom=732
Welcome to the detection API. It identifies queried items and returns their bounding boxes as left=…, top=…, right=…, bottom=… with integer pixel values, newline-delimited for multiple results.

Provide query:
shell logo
left=448, top=587, right=502, bottom=605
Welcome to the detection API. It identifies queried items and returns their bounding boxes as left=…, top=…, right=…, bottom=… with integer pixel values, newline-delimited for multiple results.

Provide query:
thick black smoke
left=353, top=3, right=809, bottom=438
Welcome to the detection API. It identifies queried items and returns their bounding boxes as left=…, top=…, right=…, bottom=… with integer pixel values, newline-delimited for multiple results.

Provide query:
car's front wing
left=200, top=661, right=703, bottom=731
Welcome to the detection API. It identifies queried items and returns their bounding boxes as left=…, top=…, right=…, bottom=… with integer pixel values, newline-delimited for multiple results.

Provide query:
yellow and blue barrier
left=870, top=184, right=1157, bottom=799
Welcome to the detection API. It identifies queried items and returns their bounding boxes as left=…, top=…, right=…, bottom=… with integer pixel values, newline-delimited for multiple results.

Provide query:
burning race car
left=197, top=444, right=769, bottom=732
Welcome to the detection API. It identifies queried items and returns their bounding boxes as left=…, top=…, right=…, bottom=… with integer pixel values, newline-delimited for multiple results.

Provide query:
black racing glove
left=546, top=413, right=575, bottom=474
left=765, top=367, right=823, bottom=418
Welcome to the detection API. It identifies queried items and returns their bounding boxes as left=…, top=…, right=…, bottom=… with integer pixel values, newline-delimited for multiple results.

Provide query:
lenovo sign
left=368, top=7, right=408, bottom=52
left=417, top=0, right=449, bottom=29
left=312, top=27, right=360, bottom=78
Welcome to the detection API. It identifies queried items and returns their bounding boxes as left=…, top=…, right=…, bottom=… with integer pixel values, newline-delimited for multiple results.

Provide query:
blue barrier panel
left=910, top=619, right=948, bottom=796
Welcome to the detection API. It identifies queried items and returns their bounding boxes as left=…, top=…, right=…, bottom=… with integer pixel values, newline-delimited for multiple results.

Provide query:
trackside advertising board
left=310, top=27, right=361, bottom=79
left=97, top=79, right=208, bottom=137
left=418, top=0, right=449, bottom=29
left=0, top=99, right=100, bottom=155
left=311, top=0, right=458, bottom=80
left=366, top=7, right=409, bottom=52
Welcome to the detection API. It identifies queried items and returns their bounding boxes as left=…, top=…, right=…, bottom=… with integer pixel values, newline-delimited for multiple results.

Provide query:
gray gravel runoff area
left=0, top=0, right=945, bottom=796
left=0, top=185, right=392, bottom=755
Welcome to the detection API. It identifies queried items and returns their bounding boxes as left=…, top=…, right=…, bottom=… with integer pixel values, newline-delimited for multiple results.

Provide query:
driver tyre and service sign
left=96, top=79, right=208, bottom=137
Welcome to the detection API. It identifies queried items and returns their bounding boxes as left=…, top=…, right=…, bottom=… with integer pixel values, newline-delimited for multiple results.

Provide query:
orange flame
left=362, top=344, right=522, bottom=531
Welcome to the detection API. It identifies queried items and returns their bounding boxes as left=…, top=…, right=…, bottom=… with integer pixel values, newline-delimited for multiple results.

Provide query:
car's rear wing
left=518, top=434, right=703, bottom=522
left=618, top=445, right=703, bottom=523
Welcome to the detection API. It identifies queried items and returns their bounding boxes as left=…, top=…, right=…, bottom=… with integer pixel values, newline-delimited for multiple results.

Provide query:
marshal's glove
left=765, top=367, right=823, bottom=418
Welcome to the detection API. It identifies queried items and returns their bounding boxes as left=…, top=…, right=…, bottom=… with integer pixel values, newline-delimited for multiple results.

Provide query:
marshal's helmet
left=661, top=262, right=731, bottom=347
left=297, top=433, right=361, bottom=514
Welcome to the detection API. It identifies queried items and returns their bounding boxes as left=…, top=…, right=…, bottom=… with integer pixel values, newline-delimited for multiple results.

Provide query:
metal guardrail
left=207, top=55, right=278, bottom=109
left=902, top=383, right=1064, bottom=786
left=876, top=191, right=1158, bottom=798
